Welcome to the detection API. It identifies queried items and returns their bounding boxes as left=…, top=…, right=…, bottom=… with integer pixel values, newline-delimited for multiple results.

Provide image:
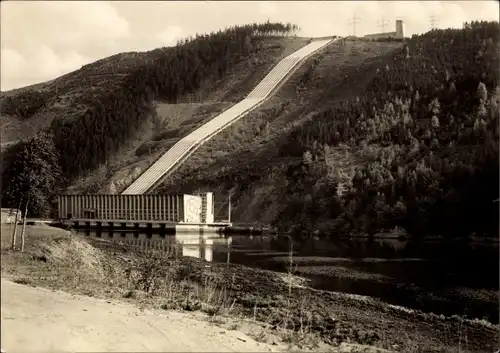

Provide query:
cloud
left=0, top=1, right=497, bottom=91
left=259, top=2, right=279, bottom=17
left=155, top=26, right=184, bottom=47
left=1, top=0, right=128, bottom=90
left=1, top=48, right=27, bottom=77
left=1, top=1, right=129, bottom=52
left=33, top=45, right=89, bottom=78
left=1, top=45, right=89, bottom=89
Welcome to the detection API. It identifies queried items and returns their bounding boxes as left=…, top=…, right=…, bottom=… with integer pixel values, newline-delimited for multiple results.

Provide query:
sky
left=1, top=1, right=498, bottom=91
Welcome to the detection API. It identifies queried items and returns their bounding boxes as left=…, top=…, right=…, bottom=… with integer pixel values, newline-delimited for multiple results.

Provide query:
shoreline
left=234, top=255, right=500, bottom=325
left=32, top=219, right=500, bottom=244
left=1, top=226, right=498, bottom=352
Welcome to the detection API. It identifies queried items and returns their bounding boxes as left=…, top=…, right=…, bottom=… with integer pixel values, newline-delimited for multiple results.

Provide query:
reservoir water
left=78, top=230, right=499, bottom=324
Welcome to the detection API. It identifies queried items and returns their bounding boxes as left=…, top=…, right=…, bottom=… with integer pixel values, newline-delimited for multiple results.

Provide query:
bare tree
left=11, top=200, right=21, bottom=250
left=20, top=197, right=30, bottom=252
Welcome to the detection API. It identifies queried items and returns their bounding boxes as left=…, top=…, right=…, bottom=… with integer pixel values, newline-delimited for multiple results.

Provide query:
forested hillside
left=275, top=21, right=499, bottom=239
left=161, top=21, right=499, bottom=240
left=1, top=22, right=299, bottom=216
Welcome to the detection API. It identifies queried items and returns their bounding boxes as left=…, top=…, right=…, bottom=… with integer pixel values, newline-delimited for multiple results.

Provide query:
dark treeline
left=1, top=22, right=298, bottom=216
left=275, top=21, right=499, bottom=239
left=0, top=90, right=52, bottom=119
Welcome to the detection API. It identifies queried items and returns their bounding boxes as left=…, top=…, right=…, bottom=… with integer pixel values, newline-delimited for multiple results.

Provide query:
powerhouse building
left=364, top=20, right=405, bottom=40
left=57, top=193, right=215, bottom=224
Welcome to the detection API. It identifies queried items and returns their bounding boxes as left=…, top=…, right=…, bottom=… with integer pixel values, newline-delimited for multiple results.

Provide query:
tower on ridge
left=395, top=19, right=405, bottom=38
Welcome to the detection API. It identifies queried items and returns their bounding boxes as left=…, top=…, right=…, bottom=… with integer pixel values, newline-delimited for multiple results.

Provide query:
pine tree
left=476, top=82, right=488, bottom=103
left=431, top=115, right=440, bottom=129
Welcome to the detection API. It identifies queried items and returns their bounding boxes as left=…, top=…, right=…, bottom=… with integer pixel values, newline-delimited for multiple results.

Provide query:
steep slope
left=77, top=38, right=398, bottom=198
left=0, top=23, right=306, bottom=214
left=66, top=36, right=310, bottom=194
left=157, top=21, right=499, bottom=240
left=156, top=38, right=404, bottom=222
left=120, top=38, right=334, bottom=195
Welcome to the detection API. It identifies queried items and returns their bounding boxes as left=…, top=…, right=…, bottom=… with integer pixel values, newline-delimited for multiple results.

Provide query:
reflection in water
left=81, top=230, right=232, bottom=263
left=78, top=230, right=499, bottom=322
left=78, top=231, right=499, bottom=288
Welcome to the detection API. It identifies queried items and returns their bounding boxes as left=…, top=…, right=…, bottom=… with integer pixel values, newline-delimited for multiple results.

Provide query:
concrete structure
left=1, top=208, right=21, bottom=224
left=56, top=193, right=226, bottom=233
left=364, top=20, right=405, bottom=40
left=122, top=38, right=337, bottom=195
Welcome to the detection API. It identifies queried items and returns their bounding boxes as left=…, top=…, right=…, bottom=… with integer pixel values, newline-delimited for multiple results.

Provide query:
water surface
left=78, top=230, right=499, bottom=323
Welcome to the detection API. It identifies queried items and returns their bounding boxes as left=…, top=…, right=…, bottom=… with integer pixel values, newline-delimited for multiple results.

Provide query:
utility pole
left=429, top=14, right=438, bottom=30
left=377, top=17, right=390, bottom=33
left=348, top=14, right=361, bottom=37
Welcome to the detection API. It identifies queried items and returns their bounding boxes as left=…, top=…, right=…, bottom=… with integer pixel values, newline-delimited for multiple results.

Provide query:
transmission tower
left=348, top=14, right=361, bottom=36
left=377, top=17, right=390, bottom=33
left=429, top=14, right=438, bottom=30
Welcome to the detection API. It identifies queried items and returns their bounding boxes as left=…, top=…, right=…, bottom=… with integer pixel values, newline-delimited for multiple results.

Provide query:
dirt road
left=0, top=280, right=283, bottom=352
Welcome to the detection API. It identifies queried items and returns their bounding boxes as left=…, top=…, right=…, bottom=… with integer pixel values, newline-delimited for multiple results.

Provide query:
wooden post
left=9, top=209, right=13, bottom=241
left=226, top=237, right=231, bottom=265
left=288, top=236, right=294, bottom=297
left=228, top=194, right=231, bottom=223
left=20, top=197, right=29, bottom=252
left=11, top=200, right=21, bottom=250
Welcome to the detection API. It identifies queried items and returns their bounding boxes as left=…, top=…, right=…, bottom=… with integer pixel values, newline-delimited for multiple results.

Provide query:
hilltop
left=1, top=51, right=159, bottom=145
left=155, top=38, right=403, bottom=221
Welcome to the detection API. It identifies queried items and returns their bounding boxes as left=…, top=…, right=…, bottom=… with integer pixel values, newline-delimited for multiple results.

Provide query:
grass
left=1, top=225, right=498, bottom=352
left=0, top=224, right=323, bottom=350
